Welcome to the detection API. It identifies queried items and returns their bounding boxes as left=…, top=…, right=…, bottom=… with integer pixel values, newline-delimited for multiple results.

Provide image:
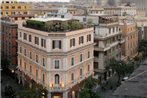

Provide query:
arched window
left=55, top=74, right=59, bottom=84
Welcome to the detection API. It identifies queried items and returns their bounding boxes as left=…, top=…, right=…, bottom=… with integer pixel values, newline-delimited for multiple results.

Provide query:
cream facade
left=104, top=6, right=137, bottom=16
left=17, top=18, right=94, bottom=98
left=94, top=16, right=124, bottom=81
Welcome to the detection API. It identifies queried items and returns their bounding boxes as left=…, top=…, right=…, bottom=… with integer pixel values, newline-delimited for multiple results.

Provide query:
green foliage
left=79, top=78, right=100, bottom=98
left=139, top=39, right=147, bottom=57
left=61, top=22, right=69, bottom=31
left=18, top=82, right=48, bottom=98
left=26, top=20, right=83, bottom=32
left=26, top=20, right=45, bottom=30
left=79, top=88, right=91, bottom=98
left=18, top=85, right=36, bottom=98
left=70, top=21, right=82, bottom=30
left=106, top=59, right=134, bottom=83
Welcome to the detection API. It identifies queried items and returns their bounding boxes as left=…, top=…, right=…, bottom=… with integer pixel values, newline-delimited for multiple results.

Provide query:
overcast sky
left=18, top=0, right=70, bottom=2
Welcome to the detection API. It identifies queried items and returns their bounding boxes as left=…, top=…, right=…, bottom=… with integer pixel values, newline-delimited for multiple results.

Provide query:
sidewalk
left=1, top=71, right=23, bottom=98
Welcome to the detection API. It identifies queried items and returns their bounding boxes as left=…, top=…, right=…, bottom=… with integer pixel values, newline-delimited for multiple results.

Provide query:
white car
left=121, top=76, right=129, bottom=83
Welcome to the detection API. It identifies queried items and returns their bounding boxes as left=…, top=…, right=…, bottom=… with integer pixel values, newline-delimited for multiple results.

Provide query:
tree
left=70, top=21, right=82, bottom=30
left=106, top=59, right=131, bottom=84
left=79, top=78, right=100, bottom=98
left=61, top=22, right=69, bottom=31
left=18, top=85, right=36, bottom=98
left=139, top=39, right=147, bottom=58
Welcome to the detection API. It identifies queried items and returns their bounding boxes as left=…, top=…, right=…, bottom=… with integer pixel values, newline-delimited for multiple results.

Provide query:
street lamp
left=11, top=70, right=14, bottom=73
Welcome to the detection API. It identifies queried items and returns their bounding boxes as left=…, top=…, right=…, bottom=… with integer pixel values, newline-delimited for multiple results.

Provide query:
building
left=1, top=14, right=34, bottom=71
left=88, top=7, right=104, bottom=16
left=135, top=16, right=147, bottom=42
left=1, top=19, right=18, bottom=69
left=122, top=0, right=147, bottom=12
left=119, top=19, right=138, bottom=61
left=17, top=17, right=94, bottom=98
left=104, top=5, right=137, bottom=16
left=111, top=62, right=147, bottom=98
left=0, top=0, right=30, bottom=17
left=94, top=16, right=123, bottom=81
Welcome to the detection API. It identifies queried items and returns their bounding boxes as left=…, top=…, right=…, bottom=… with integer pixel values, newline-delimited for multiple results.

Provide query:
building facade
left=120, top=19, right=138, bottom=61
left=17, top=18, right=94, bottom=98
left=0, top=0, right=30, bottom=17
left=94, top=16, right=123, bottom=81
left=104, top=6, right=137, bottom=16
left=1, top=19, right=18, bottom=67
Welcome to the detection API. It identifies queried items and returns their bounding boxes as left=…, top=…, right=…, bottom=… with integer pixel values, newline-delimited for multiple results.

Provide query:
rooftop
left=30, top=17, right=71, bottom=22
left=23, top=17, right=90, bottom=32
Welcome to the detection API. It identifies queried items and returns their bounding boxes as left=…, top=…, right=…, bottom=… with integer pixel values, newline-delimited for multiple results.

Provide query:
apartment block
left=94, top=16, right=124, bottom=81
left=0, top=0, right=30, bottom=17
left=17, top=17, right=94, bottom=98
left=120, top=19, right=138, bottom=61
left=104, top=5, right=136, bottom=16
left=1, top=19, right=18, bottom=68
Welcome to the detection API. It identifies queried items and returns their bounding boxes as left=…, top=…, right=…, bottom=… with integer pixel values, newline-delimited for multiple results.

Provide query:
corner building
left=17, top=18, right=94, bottom=98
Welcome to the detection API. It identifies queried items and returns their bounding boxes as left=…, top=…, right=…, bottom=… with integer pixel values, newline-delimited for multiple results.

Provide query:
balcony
left=94, top=41, right=120, bottom=52
left=118, top=38, right=125, bottom=44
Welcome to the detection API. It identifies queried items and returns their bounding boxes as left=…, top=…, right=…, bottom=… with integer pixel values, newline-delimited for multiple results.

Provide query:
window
left=55, top=60, right=59, bottom=69
left=79, top=36, right=84, bottom=45
left=35, top=37, right=39, bottom=45
left=5, top=6, right=9, bottom=9
left=30, top=65, right=32, bottom=74
left=24, top=61, right=26, bottom=70
left=43, top=58, right=45, bottom=66
left=70, top=38, right=75, bottom=47
left=88, top=51, right=90, bottom=58
left=36, top=55, right=38, bottom=63
left=80, top=68, right=82, bottom=78
left=20, top=32, right=22, bottom=37
left=12, top=6, right=15, bottom=9
left=20, top=47, right=22, bottom=53
left=43, top=74, right=45, bottom=84
left=18, top=6, right=21, bottom=9
left=30, top=52, right=32, bottom=59
left=24, top=49, right=26, bottom=56
left=55, top=74, right=59, bottom=84
left=71, top=57, right=74, bottom=66
left=23, top=33, right=27, bottom=40
left=36, top=69, right=38, bottom=79
left=52, top=40, right=62, bottom=49
left=71, top=73, right=74, bottom=82
left=24, top=12, right=27, bottom=14
left=87, top=34, right=91, bottom=42
left=11, top=12, right=15, bottom=15
left=29, top=35, right=32, bottom=42
left=113, top=27, right=115, bottom=33
left=41, top=39, right=46, bottom=48
left=5, top=12, right=8, bottom=15
left=80, top=54, right=82, bottom=62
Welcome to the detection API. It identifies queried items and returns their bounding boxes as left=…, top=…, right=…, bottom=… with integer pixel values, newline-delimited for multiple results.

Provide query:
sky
left=18, top=0, right=70, bottom=2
